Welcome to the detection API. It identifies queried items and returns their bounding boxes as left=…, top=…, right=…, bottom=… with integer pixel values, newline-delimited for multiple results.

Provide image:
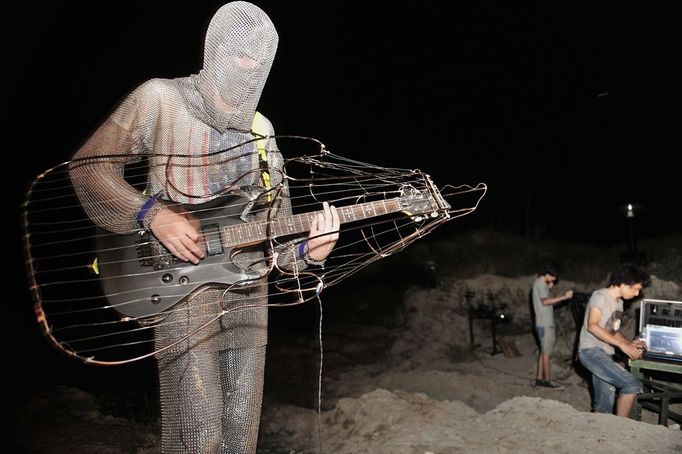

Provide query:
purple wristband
left=298, top=241, right=307, bottom=258
left=137, top=196, right=160, bottom=228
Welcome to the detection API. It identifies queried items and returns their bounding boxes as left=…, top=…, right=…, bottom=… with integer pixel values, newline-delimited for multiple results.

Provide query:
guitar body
left=97, top=195, right=263, bottom=319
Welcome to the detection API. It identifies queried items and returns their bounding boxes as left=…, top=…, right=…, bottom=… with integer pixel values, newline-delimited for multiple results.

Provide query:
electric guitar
left=96, top=186, right=441, bottom=319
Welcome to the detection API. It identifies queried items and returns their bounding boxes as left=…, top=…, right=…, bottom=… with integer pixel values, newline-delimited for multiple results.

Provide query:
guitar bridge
left=135, top=230, right=179, bottom=269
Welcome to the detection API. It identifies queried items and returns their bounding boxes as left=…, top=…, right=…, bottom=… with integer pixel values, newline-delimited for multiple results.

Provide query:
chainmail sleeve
left=68, top=81, right=162, bottom=234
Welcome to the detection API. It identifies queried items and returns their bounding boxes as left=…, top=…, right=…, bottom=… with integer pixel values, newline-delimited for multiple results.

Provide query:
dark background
left=3, top=2, right=676, bottom=387
left=7, top=2, right=677, bottom=244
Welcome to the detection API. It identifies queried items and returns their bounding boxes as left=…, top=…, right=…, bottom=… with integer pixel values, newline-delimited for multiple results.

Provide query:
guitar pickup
left=202, top=223, right=224, bottom=257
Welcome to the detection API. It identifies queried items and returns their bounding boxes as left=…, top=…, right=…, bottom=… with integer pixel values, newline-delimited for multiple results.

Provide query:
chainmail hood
left=193, top=1, right=278, bottom=133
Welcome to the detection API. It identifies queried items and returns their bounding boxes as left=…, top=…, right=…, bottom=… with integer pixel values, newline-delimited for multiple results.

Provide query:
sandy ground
left=6, top=273, right=682, bottom=453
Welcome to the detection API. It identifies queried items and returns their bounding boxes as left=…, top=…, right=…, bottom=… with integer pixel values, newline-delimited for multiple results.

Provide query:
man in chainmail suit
left=69, top=2, right=339, bottom=452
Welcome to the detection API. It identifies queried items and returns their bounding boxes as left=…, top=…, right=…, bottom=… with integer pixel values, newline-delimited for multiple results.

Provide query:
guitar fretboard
left=220, top=197, right=403, bottom=247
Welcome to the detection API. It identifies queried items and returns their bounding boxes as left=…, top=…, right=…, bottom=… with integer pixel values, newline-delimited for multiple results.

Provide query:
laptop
left=638, top=299, right=682, bottom=363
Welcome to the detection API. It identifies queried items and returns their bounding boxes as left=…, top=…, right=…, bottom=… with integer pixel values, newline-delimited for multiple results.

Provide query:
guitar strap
left=251, top=111, right=272, bottom=201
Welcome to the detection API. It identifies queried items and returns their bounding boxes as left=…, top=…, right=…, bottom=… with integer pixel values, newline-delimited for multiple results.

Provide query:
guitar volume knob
left=179, top=276, right=190, bottom=285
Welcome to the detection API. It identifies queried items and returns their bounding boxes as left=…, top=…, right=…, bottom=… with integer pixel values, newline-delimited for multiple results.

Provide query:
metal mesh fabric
left=66, top=2, right=282, bottom=452
left=195, top=1, right=278, bottom=133
left=156, top=346, right=265, bottom=453
left=69, top=1, right=279, bottom=232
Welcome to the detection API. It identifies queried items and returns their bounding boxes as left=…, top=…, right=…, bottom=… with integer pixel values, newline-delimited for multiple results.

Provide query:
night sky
left=7, top=2, right=677, bottom=243
left=3, top=2, right=677, bottom=380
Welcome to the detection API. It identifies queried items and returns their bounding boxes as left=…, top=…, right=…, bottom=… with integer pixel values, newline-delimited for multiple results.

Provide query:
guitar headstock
left=398, top=185, right=441, bottom=217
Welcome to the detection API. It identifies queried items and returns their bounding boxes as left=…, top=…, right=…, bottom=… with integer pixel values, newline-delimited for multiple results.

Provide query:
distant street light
left=620, top=202, right=646, bottom=266
left=626, top=203, right=636, bottom=252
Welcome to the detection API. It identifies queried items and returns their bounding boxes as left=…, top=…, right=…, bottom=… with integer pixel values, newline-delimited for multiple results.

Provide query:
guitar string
left=24, top=149, right=486, bottom=363
left=24, top=170, right=451, bottom=265
left=30, top=211, right=468, bottom=342
left=316, top=290, right=324, bottom=454
left=47, top=277, right=323, bottom=360
left=34, top=215, right=444, bottom=362
left=24, top=179, right=475, bottom=256
left=25, top=145, right=436, bottom=212
left=26, top=207, right=462, bottom=314
left=30, top=214, right=446, bottom=294
left=26, top=170, right=462, bottom=255
left=23, top=165, right=434, bottom=229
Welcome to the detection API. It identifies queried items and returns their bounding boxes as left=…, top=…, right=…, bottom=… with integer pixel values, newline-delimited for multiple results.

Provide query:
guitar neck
left=220, top=197, right=402, bottom=247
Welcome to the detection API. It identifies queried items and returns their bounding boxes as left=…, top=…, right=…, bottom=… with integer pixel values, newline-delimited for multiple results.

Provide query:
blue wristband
left=137, top=195, right=160, bottom=228
left=298, top=240, right=307, bottom=258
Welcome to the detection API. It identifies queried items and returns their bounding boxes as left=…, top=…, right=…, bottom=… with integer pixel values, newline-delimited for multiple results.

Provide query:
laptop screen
left=639, top=299, right=682, bottom=363
left=644, top=325, right=682, bottom=358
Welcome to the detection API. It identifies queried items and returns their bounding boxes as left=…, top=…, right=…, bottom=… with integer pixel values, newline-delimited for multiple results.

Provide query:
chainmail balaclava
left=193, top=1, right=278, bottom=133
left=68, top=2, right=288, bottom=453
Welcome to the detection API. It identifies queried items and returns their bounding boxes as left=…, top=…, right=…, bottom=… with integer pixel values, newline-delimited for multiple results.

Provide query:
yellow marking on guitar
left=88, top=256, right=100, bottom=275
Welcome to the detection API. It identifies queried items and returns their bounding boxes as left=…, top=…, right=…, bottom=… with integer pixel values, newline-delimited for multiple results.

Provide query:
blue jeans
left=578, top=347, right=642, bottom=413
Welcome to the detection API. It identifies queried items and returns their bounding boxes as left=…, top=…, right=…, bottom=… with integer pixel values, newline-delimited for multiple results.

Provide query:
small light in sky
left=627, top=203, right=634, bottom=218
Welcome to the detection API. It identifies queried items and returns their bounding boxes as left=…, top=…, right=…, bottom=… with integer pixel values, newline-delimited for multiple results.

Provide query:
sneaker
left=538, top=380, right=565, bottom=390
left=532, top=379, right=545, bottom=387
